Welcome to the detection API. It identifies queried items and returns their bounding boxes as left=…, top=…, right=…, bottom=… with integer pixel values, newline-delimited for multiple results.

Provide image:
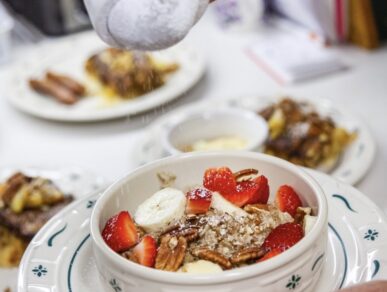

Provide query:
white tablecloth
left=0, top=13, right=386, bottom=215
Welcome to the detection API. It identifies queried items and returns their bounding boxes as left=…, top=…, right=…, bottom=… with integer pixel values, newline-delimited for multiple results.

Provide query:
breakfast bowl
left=161, top=108, right=268, bottom=155
left=90, top=152, right=328, bottom=292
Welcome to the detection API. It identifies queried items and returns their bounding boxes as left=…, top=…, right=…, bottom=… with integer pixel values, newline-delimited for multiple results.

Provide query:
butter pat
left=189, top=136, right=248, bottom=152
left=178, top=260, right=223, bottom=274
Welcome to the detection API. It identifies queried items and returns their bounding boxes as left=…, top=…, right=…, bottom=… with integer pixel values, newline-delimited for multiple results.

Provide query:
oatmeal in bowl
left=91, top=152, right=327, bottom=292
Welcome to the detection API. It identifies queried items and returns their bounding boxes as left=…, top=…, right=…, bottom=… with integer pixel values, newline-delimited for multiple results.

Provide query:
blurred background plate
left=5, top=32, right=205, bottom=122
left=132, top=95, right=375, bottom=185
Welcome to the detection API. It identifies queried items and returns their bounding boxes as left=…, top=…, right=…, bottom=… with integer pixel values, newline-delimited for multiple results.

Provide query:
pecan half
left=230, top=247, right=265, bottom=264
left=155, top=235, right=187, bottom=271
left=233, top=168, right=259, bottom=182
left=193, top=248, right=232, bottom=269
left=160, top=224, right=180, bottom=236
left=244, top=204, right=269, bottom=213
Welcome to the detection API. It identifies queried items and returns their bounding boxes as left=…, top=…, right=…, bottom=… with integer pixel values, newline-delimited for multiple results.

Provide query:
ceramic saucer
left=18, top=170, right=387, bottom=292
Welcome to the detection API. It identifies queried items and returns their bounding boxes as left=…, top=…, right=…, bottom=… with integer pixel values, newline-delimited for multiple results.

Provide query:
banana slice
left=134, top=187, right=186, bottom=233
left=303, top=215, right=318, bottom=234
left=178, top=260, right=223, bottom=274
left=211, top=192, right=248, bottom=218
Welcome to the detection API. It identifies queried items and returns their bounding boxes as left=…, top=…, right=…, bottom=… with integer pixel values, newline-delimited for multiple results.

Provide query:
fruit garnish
left=186, top=187, right=212, bottom=215
left=245, top=175, right=270, bottom=205
left=134, top=188, right=186, bottom=233
left=130, top=235, right=157, bottom=267
left=257, top=248, right=282, bottom=262
left=102, top=211, right=139, bottom=252
left=221, top=175, right=269, bottom=207
left=203, top=167, right=236, bottom=196
left=275, top=185, right=302, bottom=217
left=262, top=222, right=304, bottom=252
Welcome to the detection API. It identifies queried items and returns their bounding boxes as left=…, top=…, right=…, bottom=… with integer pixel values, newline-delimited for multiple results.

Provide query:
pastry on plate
left=259, top=98, right=356, bottom=170
left=85, top=48, right=179, bottom=99
left=0, top=172, right=73, bottom=267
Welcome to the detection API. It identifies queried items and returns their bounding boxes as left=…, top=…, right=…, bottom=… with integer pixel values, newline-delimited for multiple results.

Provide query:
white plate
left=6, top=32, right=205, bottom=122
left=132, top=95, right=375, bottom=185
left=18, top=170, right=387, bottom=292
left=0, top=166, right=106, bottom=292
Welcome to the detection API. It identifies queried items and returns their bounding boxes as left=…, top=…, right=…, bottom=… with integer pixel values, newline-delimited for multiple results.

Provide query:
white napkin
left=248, top=30, right=346, bottom=84
left=84, top=0, right=209, bottom=51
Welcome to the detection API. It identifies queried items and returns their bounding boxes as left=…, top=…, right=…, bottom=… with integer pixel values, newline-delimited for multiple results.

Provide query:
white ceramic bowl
left=91, top=152, right=328, bottom=292
left=161, top=108, right=268, bottom=155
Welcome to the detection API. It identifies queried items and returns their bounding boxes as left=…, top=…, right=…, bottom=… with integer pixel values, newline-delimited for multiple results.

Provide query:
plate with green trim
left=132, top=95, right=375, bottom=186
left=0, top=166, right=106, bottom=292
left=18, top=170, right=387, bottom=292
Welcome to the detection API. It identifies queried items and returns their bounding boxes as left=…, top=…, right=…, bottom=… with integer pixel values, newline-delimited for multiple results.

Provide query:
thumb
left=339, top=281, right=387, bottom=292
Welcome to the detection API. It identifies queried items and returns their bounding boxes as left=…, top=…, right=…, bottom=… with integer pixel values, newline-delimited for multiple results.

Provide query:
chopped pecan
left=160, top=224, right=180, bottom=236
left=244, top=204, right=269, bottom=213
left=157, top=172, right=176, bottom=189
left=233, top=169, right=259, bottom=182
left=193, top=248, right=232, bottom=269
left=184, top=214, right=206, bottom=229
left=168, top=227, right=199, bottom=242
left=122, top=250, right=139, bottom=264
left=137, top=226, right=146, bottom=238
left=294, top=207, right=311, bottom=225
left=155, top=235, right=187, bottom=271
left=230, top=247, right=265, bottom=264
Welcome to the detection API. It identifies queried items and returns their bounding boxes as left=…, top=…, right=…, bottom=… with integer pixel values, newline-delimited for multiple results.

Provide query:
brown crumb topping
left=155, top=205, right=293, bottom=268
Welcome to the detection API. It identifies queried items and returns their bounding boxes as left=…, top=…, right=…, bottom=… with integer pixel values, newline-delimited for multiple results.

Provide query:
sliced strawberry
left=257, top=248, right=282, bottom=262
left=131, top=235, right=157, bottom=267
left=221, top=175, right=270, bottom=207
left=186, top=187, right=212, bottom=214
left=102, top=211, right=139, bottom=252
left=275, top=185, right=302, bottom=217
left=246, top=175, right=270, bottom=205
left=203, top=167, right=236, bottom=196
left=263, top=222, right=304, bottom=252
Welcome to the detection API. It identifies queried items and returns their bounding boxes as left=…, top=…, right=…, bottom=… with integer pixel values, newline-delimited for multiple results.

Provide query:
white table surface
left=0, top=13, right=386, bottom=216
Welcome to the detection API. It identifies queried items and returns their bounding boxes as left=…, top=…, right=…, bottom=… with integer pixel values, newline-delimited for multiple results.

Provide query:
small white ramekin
left=91, top=152, right=328, bottom=292
left=161, top=108, right=268, bottom=155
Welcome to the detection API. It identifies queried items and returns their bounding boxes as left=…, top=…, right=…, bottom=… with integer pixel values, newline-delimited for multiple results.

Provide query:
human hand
left=339, top=281, right=387, bottom=292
